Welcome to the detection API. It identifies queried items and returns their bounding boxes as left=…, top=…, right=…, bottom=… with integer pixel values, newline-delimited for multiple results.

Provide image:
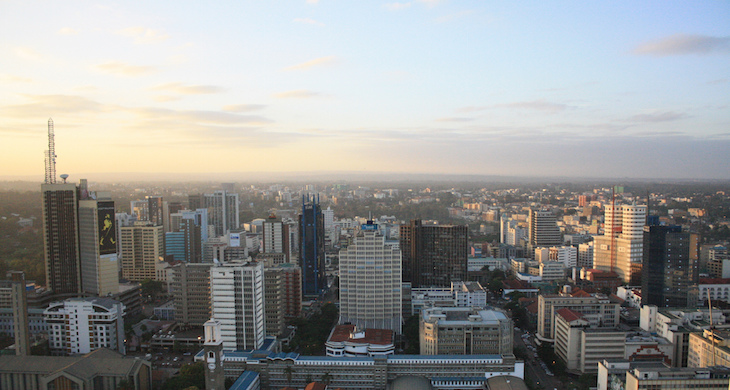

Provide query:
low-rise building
left=420, top=307, right=512, bottom=355
left=44, top=297, right=125, bottom=356
left=325, top=325, right=394, bottom=357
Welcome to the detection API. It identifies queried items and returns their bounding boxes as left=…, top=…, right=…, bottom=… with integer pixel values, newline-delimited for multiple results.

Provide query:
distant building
left=528, top=209, right=562, bottom=250
left=206, top=190, right=240, bottom=237
left=0, top=271, right=30, bottom=355
left=171, top=262, right=212, bottom=326
left=420, top=307, right=513, bottom=355
left=42, top=182, right=81, bottom=295
left=78, top=197, right=120, bottom=296
left=299, top=195, right=326, bottom=296
left=264, top=264, right=302, bottom=337
left=44, top=297, right=125, bottom=355
left=641, top=225, right=699, bottom=307
left=593, top=204, right=646, bottom=285
left=400, top=219, right=468, bottom=288
left=537, top=293, right=621, bottom=343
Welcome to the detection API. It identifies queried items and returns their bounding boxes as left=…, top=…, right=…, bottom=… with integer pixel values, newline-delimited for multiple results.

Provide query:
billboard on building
left=98, top=201, right=117, bottom=255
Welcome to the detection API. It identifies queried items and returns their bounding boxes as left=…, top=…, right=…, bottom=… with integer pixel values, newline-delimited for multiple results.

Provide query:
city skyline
left=1, top=1, right=729, bottom=180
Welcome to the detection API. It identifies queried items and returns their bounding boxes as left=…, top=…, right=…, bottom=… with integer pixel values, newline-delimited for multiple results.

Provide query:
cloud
left=633, top=34, right=730, bottom=56
left=294, top=18, right=325, bottom=26
left=94, top=61, right=156, bottom=76
left=0, top=74, right=32, bottom=83
left=57, top=27, right=79, bottom=35
left=627, top=111, right=687, bottom=123
left=0, top=94, right=104, bottom=118
left=435, top=10, right=474, bottom=24
left=223, top=104, right=267, bottom=113
left=283, top=56, right=336, bottom=71
left=116, top=26, right=170, bottom=44
left=128, top=107, right=272, bottom=126
left=706, top=79, right=728, bottom=85
left=384, top=2, right=412, bottom=11
left=495, top=100, right=569, bottom=113
left=152, top=82, right=224, bottom=95
left=273, top=90, right=320, bottom=98
left=13, top=47, right=43, bottom=61
left=435, top=117, right=474, bottom=122
left=306, top=0, right=319, bottom=3
left=153, top=95, right=180, bottom=102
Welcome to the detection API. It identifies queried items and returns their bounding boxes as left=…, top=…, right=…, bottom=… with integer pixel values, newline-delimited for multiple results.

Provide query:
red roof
left=503, top=279, right=534, bottom=289
left=526, top=302, right=539, bottom=314
left=571, top=289, right=592, bottom=298
left=327, top=325, right=393, bottom=345
left=556, top=308, right=584, bottom=323
left=305, top=383, right=327, bottom=390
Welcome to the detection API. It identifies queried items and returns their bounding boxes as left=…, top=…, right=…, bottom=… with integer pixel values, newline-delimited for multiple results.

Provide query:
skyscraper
left=120, top=222, right=164, bottom=281
left=42, top=182, right=81, bottom=295
left=528, top=209, right=562, bottom=250
left=339, top=222, right=402, bottom=333
left=593, top=204, right=647, bottom=284
left=641, top=225, right=699, bottom=307
left=205, top=191, right=239, bottom=237
left=210, top=260, right=265, bottom=350
left=78, top=196, right=119, bottom=296
left=299, top=195, right=325, bottom=296
left=171, top=262, right=212, bottom=326
left=262, top=215, right=291, bottom=262
left=400, top=219, right=468, bottom=288
left=146, top=196, right=163, bottom=226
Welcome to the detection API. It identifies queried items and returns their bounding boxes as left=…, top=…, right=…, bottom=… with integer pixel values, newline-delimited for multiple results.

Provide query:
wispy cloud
left=294, top=18, right=325, bottom=27
left=283, top=56, right=336, bottom=71
left=153, top=95, right=180, bottom=102
left=435, top=10, right=474, bottom=24
left=0, top=74, right=32, bottom=83
left=627, top=111, right=687, bottom=123
left=435, top=117, right=474, bottom=122
left=152, top=82, right=224, bottom=95
left=13, top=47, right=43, bottom=61
left=116, top=26, right=170, bottom=44
left=707, top=78, right=728, bottom=85
left=460, top=99, right=568, bottom=113
left=306, top=0, right=319, bottom=3
left=57, top=27, right=79, bottom=35
left=223, top=104, right=267, bottom=113
left=0, top=94, right=104, bottom=118
left=273, top=90, right=320, bottom=99
left=385, top=2, right=412, bottom=11
left=94, top=61, right=156, bottom=76
left=633, top=34, right=730, bottom=56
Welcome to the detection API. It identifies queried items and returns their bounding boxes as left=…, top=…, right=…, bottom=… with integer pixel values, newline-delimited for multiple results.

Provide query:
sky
left=1, top=1, right=729, bottom=181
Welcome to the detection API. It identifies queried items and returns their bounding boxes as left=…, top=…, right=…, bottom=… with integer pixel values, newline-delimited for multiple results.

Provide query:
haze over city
left=1, top=1, right=729, bottom=180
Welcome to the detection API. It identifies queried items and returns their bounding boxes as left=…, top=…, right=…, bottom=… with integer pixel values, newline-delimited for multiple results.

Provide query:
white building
left=339, top=222, right=402, bottom=333
left=540, top=261, right=566, bottom=281
left=210, top=260, right=265, bottom=350
left=325, top=325, right=395, bottom=357
left=44, top=297, right=125, bottom=355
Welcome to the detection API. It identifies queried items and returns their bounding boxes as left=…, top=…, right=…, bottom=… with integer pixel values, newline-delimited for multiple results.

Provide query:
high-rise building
left=205, top=191, right=239, bottom=237
left=339, top=222, right=402, bottom=333
left=641, top=225, right=699, bottom=307
left=120, top=222, right=164, bottom=281
left=171, top=262, right=212, bottom=326
left=593, top=204, right=647, bottom=284
left=78, top=197, right=119, bottom=296
left=130, top=200, right=149, bottom=222
left=0, top=271, right=30, bottom=356
left=264, top=264, right=302, bottom=336
left=400, top=219, right=467, bottom=288
left=44, top=297, right=125, bottom=355
left=210, top=260, right=265, bottom=350
left=42, top=182, right=81, bottom=295
left=262, top=215, right=291, bottom=262
left=528, top=209, right=562, bottom=250
left=299, top=195, right=325, bottom=296
left=146, top=196, right=164, bottom=226
left=578, top=242, right=594, bottom=269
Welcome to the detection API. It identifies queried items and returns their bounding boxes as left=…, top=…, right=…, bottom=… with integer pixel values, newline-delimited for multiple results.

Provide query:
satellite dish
left=60, top=174, right=69, bottom=183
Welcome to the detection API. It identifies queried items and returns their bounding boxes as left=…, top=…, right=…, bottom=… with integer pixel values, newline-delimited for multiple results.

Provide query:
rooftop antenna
left=44, top=118, right=57, bottom=184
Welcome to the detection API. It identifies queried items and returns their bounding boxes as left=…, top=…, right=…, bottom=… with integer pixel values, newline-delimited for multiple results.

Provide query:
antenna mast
left=44, top=118, right=57, bottom=184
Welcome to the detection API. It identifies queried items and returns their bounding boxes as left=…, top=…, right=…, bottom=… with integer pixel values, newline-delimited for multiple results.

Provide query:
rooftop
left=327, top=325, right=393, bottom=345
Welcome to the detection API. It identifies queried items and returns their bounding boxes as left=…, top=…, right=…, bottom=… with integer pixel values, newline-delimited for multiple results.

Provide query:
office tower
left=642, top=225, right=699, bottom=307
left=264, top=264, right=302, bottom=336
left=42, top=182, right=81, bottom=295
left=166, top=218, right=202, bottom=263
left=146, top=196, right=163, bottom=226
left=183, top=208, right=210, bottom=243
left=171, top=262, right=212, bottom=326
left=130, top=200, right=149, bottom=221
left=339, top=222, right=402, bottom=333
left=120, top=222, right=164, bottom=281
left=528, top=209, right=562, bottom=249
left=205, top=190, right=240, bottom=237
left=262, top=215, right=292, bottom=262
left=420, top=307, right=512, bottom=355
left=44, top=297, right=125, bottom=355
left=78, top=197, right=119, bottom=296
left=578, top=242, right=594, bottom=269
left=0, top=271, right=30, bottom=356
left=165, top=231, right=186, bottom=262
left=162, top=201, right=184, bottom=233
left=593, top=204, right=647, bottom=285
left=299, top=195, right=326, bottom=296
left=188, top=193, right=205, bottom=211
left=537, top=293, right=621, bottom=343
left=210, top=260, right=265, bottom=350
left=400, top=219, right=468, bottom=288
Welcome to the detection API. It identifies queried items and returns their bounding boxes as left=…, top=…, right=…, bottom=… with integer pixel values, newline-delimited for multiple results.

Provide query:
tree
left=321, top=372, right=332, bottom=386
